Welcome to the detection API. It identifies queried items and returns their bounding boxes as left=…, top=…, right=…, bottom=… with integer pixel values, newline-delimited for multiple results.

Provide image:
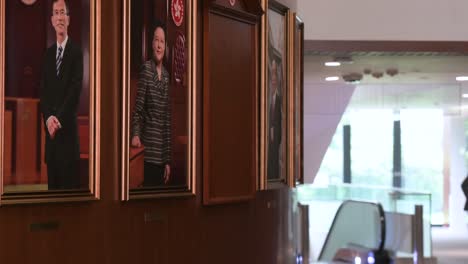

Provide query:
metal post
left=413, top=205, right=424, bottom=264
left=299, top=204, right=310, bottom=264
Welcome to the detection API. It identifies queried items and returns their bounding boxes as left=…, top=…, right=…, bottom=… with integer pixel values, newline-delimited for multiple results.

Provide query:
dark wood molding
left=269, top=0, right=288, bottom=14
left=208, top=2, right=261, bottom=24
left=297, top=16, right=304, bottom=186
left=242, top=0, right=264, bottom=16
left=209, top=2, right=259, bottom=24
left=305, top=40, right=468, bottom=53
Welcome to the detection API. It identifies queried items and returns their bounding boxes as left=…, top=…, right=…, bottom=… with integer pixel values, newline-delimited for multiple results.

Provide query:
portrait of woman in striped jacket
left=131, top=22, right=172, bottom=187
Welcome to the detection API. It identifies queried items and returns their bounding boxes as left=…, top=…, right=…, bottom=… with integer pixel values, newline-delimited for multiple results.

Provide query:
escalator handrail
left=317, top=200, right=386, bottom=260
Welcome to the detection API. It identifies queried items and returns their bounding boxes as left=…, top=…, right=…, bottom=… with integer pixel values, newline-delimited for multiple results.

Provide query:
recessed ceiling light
left=325, top=62, right=341, bottom=67
left=462, top=94, right=468, bottom=98
left=325, top=76, right=339, bottom=81
left=456, top=76, right=468, bottom=81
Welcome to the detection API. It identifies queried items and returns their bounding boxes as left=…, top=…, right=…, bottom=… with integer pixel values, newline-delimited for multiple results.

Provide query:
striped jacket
left=131, top=60, right=171, bottom=165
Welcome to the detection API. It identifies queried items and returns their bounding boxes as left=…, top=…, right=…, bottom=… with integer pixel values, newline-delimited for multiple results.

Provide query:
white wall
left=297, top=0, right=468, bottom=41
left=304, top=83, right=355, bottom=183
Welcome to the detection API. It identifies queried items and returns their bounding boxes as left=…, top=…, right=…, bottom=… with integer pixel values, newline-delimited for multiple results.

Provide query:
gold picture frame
left=293, top=13, right=304, bottom=186
left=0, top=0, right=101, bottom=204
left=121, top=0, right=196, bottom=200
left=262, top=0, right=292, bottom=189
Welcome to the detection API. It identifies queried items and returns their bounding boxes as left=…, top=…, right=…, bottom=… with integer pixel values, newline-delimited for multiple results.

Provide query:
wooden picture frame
left=293, top=14, right=304, bottom=186
left=121, top=0, right=196, bottom=200
left=0, top=0, right=101, bottom=204
left=262, top=0, right=291, bottom=189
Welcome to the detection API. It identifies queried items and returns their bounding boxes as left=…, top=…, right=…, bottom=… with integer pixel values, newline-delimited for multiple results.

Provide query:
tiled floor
left=432, top=226, right=468, bottom=264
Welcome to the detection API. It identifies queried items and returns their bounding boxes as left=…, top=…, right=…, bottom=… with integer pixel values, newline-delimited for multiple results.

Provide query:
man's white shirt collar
left=56, top=36, right=69, bottom=55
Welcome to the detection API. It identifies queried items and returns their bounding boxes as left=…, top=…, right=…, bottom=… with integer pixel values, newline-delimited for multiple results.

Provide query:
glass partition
left=297, top=184, right=432, bottom=259
left=318, top=200, right=385, bottom=262
left=387, top=191, right=432, bottom=258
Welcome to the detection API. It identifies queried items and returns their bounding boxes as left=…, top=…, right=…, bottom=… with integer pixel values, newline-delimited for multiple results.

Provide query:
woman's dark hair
left=152, top=20, right=167, bottom=41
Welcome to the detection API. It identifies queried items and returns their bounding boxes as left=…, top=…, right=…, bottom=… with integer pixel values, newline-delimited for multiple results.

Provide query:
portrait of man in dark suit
left=40, top=0, right=83, bottom=190
left=267, top=49, right=283, bottom=180
left=266, top=4, right=287, bottom=183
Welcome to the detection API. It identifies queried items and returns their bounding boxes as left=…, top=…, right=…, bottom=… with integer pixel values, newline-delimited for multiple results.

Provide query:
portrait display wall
left=121, top=0, right=196, bottom=200
left=0, top=0, right=101, bottom=204
left=0, top=0, right=303, bottom=205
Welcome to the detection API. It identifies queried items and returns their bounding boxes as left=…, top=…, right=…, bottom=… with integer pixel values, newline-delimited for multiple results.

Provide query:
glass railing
left=317, top=200, right=385, bottom=262
left=386, top=191, right=432, bottom=258
left=297, top=183, right=432, bottom=259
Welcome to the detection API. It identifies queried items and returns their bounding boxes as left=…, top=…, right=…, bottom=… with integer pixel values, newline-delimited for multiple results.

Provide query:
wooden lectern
left=129, top=146, right=144, bottom=188
left=3, top=110, right=13, bottom=183
left=5, top=97, right=40, bottom=184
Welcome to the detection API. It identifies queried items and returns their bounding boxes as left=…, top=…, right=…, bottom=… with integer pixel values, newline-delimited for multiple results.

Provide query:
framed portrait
left=263, top=0, right=291, bottom=188
left=0, top=0, right=101, bottom=204
left=293, top=14, right=304, bottom=186
left=121, top=0, right=196, bottom=200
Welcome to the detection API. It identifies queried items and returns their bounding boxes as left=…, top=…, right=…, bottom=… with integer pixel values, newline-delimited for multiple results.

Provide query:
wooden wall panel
left=203, top=3, right=258, bottom=205
left=0, top=1, right=299, bottom=264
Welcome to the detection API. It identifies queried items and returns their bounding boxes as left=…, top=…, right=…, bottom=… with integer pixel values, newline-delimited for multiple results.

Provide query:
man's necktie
left=56, top=46, right=63, bottom=76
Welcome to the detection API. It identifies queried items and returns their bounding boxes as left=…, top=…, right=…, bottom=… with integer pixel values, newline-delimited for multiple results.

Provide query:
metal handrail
left=318, top=200, right=386, bottom=261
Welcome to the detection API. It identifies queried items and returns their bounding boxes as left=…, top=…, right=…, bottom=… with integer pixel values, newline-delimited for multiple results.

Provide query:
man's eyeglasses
left=53, top=10, right=68, bottom=17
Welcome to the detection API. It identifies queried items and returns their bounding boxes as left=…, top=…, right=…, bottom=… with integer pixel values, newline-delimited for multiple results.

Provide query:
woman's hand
left=131, top=136, right=141, bottom=147
left=164, top=164, right=171, bottom=184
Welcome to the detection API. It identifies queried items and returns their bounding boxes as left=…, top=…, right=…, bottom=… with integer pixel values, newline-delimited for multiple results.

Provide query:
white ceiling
left=305, top=54, right=468, bottom=85
left=304, top=54, right=468, bottom=112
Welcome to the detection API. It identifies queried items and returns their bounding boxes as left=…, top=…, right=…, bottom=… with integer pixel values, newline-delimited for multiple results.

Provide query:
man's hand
left=164, top=164, right=171, bottom=184
left=131, top=136, right=141, bottom=147
left=47, top=116, right=61, bottom=139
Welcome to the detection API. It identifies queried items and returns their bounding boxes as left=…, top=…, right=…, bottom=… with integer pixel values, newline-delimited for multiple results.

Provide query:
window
left=400, top=109, right=444, bottom=224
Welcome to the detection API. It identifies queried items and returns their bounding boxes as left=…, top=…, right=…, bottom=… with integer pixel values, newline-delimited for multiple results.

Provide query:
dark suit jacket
left=462, top=176, right=468, bottom=211
left=40, top=39, right=83, bottom=163
left=267, top=92, right=282, bottom=179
